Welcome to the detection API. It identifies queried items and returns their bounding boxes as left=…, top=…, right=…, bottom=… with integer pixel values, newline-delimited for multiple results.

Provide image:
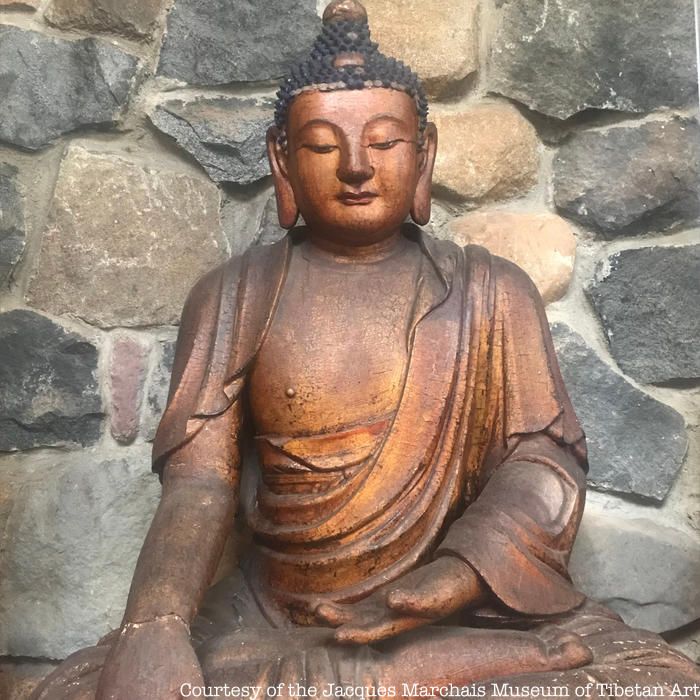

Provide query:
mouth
left=336, top=191, right=378, bottom=205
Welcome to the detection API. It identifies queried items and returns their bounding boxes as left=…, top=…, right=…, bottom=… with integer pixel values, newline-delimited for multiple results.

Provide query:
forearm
left=435, top=435, right=587, bottom=614
left=121, top=473, right=236, bottom=626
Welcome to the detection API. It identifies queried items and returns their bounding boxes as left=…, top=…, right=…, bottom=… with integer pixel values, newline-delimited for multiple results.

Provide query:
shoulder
left=459, top=243, right=542, bottom=303
left=182, top=236, right=290, bottom=321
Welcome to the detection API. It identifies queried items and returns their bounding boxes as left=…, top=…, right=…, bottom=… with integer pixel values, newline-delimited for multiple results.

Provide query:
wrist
left=121, top=613, right=190, bottom=634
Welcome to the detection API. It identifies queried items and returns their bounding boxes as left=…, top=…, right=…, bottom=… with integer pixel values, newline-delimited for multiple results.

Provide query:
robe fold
left=153, top=225, right=588, bottom=620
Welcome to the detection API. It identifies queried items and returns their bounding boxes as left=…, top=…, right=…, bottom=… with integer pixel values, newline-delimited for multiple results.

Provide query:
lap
left=30, top=577, right=700, bottom=699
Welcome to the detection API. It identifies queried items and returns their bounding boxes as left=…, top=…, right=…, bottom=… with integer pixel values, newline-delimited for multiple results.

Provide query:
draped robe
left=153, top=225, right=588, bottom=621
left=31, top=227, right=699, bottom=700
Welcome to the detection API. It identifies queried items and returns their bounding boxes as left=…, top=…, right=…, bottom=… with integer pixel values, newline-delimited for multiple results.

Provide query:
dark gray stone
left=570, top=510, right=700, bottom=633
left=256, top=195, right=288, bottom=247
left=0, top=446, right=160, bottom=658
left=0, top=164, right=25, bottom=286
left=553, top=119, right=700, bottom=237
left=585, top=246, right=700, bottom=384
left=142, top=337, right=175, bottom=442
left=149, top=97, right=272, bottom=185
left=0, top=310, right=102, bottom=451
left=551, top=324, right=687, bottom=501
left=157, top=0, right=319, bottom=85
left=0, top=26, right=138, bottom=150
left=223, top=192, right=290, bottom=256
left=490, top=0, right=698, bottom=120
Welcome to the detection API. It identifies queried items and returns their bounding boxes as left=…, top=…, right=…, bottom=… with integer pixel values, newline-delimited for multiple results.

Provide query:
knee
left=30, top=644, right=110, bottom=700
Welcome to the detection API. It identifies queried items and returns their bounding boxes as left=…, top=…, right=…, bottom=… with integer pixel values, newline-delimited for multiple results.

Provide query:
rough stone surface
left=0, top=310, right=102, bottom=452
left=0, top=0, right=38, bottom=8
left=45, top=0, right=165, bottom=38
left=490, top=0, right=698, bottom=120
left=0, top=164, right=25, bottom=287
left=256, top=196, right=289, bottom=247
left=446, top=212, right=576, bottom=303
left=27, top=146, right=226, bottom=328
left=157, top=0, right=319, bottom=85
left=142, top=337, right=176, bottom=442
left=149, top=97, right=272, bottom=185
left=431, top=103, right=540, bottom=204
left=0, top=26, right=138, bottom=150
left=0, top=447, right=160, bottom=659
left=570, top=509, right=700, bottom=633
left=109, top=335, right=150, bottom=444
left=554, top=119, right=700, bottom=237
left=362, top=0, right=479, bottom=97
left=551, top=324, right=688, bottom=501
left=223, top=193, right=289, bottom=256
left=586, top=246, right=700, bottom=384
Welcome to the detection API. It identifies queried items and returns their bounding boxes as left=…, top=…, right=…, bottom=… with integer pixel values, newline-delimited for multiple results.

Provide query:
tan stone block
left=45, top=0, right=165, bottom=38
left=447, top=211, right=577, bottom=303
left=363, top=0, right=479, bottom=97
left=432, top=102, right=540, bottom=204
left=27, top=146, right=226, bottom=328
left=0, top=0, right=38, bottom=8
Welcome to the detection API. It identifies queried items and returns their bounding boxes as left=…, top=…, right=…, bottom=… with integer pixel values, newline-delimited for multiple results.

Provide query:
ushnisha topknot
left=274, top=0, right=429, bottom=145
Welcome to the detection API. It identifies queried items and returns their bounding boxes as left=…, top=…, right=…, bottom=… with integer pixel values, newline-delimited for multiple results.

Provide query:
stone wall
left=0, top=0, right=698, bottom=693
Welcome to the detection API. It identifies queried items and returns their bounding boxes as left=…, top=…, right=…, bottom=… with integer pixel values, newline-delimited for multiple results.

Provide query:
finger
left=386, top=588, right=443, bottom=617
left=314, top=602, right=354, bottom=627
left=335, top=614, right=424, bottom=645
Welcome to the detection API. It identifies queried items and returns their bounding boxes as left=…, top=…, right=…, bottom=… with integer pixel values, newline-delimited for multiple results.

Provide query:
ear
left=267, top=126, right=299, bottom=229
left=410, top=122, right=438, bottom=226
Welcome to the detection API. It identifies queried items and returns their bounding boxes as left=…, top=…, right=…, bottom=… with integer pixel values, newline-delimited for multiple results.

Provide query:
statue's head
left=267, top=0, right=438, bottom=245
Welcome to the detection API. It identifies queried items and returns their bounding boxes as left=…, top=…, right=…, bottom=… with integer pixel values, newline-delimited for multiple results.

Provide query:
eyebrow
left=365, top=113, right=410, bottom=127
left=296, top=118, right=337, bottom=132
left=295, top=113, right=411, bottom=133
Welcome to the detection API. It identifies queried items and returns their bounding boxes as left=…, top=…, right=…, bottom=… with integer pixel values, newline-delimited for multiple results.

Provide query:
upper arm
left=153, top=257, right=247, bottom=483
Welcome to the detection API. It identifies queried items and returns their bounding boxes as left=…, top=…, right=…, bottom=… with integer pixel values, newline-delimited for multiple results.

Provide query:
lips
left=337, top=191, right=378, bottom=205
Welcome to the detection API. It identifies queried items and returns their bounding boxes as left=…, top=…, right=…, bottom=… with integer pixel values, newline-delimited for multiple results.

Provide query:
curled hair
left=273, top=9, right=429, bottom=146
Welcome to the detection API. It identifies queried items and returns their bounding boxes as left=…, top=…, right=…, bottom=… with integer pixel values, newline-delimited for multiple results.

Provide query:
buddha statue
left=33, top=2, right=699, bottom=699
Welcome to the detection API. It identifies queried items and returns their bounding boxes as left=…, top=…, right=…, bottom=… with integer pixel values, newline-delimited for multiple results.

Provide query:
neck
left=306, top=228, right=407, bottom=263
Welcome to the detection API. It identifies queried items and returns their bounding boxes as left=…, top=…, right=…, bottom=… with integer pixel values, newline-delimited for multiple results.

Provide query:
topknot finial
left=322, top=0, right=368, bottom=25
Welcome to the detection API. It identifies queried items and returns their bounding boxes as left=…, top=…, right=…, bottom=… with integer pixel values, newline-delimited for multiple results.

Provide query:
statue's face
left=268, top=88, right=437, bottom=245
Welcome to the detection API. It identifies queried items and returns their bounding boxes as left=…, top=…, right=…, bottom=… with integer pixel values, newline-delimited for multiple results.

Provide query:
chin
left=303, top=208, right=410, bottom=244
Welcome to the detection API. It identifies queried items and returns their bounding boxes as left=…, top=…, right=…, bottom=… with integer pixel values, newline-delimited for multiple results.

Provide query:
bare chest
left=249, top=244, right=420, bottom=436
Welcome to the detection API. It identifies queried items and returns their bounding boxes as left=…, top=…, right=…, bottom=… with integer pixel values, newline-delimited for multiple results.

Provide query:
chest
left=248, top=247, right=420, bottom=436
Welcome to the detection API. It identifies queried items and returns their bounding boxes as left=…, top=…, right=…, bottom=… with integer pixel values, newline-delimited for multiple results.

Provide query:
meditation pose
left=34, top=2, right=699, bottom=699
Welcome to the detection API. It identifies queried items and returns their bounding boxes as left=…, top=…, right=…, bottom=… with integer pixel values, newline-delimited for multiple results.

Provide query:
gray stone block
left=0, top=310, right=102, bottom=451
left=150, top=97, right=273, bottom=185
left=0, top=446, right=160, bottom=659
left=157, top=0, right=319, bottom=85
left=570, top=510, right=700, bottom=633
left=142, top=337, right=176, bottom=443
left=0, top=163, right=25, bottom=287
left=490, top=0, right=698, bottom=120
left=0, top=26, right=138, bottom=150
left=552, top=323, right=687, bottom=501
left=586, top=246, right=700, bottom=384
left=553, top=119, right=700, bottom=237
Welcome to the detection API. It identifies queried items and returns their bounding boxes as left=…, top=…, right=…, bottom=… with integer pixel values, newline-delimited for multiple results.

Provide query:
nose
left=337, top=140, right=374, bottom=185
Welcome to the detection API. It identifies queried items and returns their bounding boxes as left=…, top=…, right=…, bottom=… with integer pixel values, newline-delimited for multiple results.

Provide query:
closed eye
left=301, top=144, right=338, bottom=154
left=367, top=139, right=403, bottom=150
left=368, top=138, right=419, bottom=151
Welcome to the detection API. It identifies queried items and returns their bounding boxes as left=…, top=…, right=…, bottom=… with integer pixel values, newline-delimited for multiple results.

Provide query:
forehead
left=287, top=88, right=418, bottom=134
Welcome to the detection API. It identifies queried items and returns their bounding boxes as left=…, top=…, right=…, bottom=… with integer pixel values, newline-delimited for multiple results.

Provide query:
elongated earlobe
left=410, top=122, right=438, bottom=226
left=266, top=126, right=300, bottom=229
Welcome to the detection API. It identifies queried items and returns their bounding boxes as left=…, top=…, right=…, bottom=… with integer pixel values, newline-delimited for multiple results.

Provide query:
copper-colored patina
left=33, top=3, right=699, bottom=699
